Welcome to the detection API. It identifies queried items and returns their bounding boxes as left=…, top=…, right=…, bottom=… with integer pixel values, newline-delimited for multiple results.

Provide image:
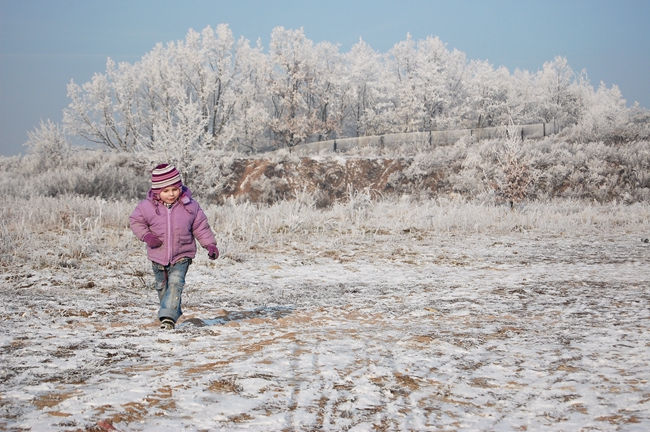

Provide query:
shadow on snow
left=176, top=305, right=295, bottom=329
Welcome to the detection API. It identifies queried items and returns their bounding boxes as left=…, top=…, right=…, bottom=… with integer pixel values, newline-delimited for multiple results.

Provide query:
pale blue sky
left=1, top=0, right=649, bottom=156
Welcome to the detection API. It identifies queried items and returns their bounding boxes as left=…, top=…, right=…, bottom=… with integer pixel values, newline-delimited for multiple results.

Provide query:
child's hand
left=207, top=245, right=219, bottom=260
left=143, top=232, right=163, bottom=248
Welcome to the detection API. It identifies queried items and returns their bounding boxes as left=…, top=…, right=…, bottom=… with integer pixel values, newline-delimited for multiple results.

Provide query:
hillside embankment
left=220, top=157, right=415, bottom=205
left=201, top=145, right=649, bottom=205
left=2, top=138, right=649, bottom=205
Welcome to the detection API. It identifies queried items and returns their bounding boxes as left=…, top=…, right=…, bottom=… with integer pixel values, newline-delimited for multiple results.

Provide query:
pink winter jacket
left=129, top=186, right=217, bottom=265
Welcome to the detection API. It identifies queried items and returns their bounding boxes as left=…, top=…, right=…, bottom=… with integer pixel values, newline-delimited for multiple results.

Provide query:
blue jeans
left=152, top=258, right=191, bottom=322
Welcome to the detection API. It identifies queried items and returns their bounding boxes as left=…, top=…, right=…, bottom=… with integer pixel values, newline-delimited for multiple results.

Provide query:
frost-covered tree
left=466, top=61, right=510, bottom=128
left=507, top=68, right=538, bottom=125
left=384, top=34, right=421, bottom=133
left=175, top=25, right=237, bottom=148
left=344, top=39, right=382, bottom=137
left=417, top=37, right=467, bottom=131
left=563, top=75, right=630, bottom=143
left=379, top=35, right=468, bottom=135
left=312, top=40, right=349, bottom=141
left=149, top=84, right=211, bottom=173
left=64, top=59, right=138, bottom=151
left=267, top=27, right=342, bottom=147
left=221, top=38, right=271, bottom=152
left=535, top=56, right=581, bottom=125
left=64, top=25, right=238, bottom=153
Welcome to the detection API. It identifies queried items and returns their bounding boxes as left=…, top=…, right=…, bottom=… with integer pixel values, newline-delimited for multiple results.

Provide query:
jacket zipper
left=166, top=205, right=173, bottom=265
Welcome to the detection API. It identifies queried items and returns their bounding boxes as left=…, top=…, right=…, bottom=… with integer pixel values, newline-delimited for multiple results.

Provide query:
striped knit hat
left=151, top=164, right=182, bottom=192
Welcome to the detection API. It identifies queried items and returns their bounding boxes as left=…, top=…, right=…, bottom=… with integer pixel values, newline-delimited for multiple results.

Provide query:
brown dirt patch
left=32, top=391, right=77, bottom=409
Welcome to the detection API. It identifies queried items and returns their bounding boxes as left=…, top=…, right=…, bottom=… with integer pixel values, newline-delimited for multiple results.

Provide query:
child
left=130, top=164, right=219, bottom=330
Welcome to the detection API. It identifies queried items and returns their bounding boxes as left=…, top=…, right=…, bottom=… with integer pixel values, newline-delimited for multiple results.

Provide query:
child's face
left=159, top=186, right=180, bottom=205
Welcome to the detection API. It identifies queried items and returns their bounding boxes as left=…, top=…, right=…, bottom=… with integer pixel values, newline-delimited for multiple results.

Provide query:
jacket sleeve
left=129, top=202, right=151, bottom=242
left=191, top=204, right=217, bottom=248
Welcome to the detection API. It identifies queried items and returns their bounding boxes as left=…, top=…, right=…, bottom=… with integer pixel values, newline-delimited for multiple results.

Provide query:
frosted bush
left=22, top=119, right=71, bottom=171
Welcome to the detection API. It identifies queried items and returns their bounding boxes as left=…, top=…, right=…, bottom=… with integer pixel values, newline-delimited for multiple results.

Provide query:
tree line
left=36, top=24, right=642, bottom=164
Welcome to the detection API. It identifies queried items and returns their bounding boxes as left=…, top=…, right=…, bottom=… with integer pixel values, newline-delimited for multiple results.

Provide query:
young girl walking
left=130, top=164, right=219, bottom=330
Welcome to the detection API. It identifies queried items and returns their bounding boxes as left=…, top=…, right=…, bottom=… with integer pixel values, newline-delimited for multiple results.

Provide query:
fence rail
left=270, top=122, right=560, bottom=156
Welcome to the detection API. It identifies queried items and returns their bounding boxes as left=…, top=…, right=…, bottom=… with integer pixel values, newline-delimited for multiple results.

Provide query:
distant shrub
left=0, top=150, right=149, bottom=200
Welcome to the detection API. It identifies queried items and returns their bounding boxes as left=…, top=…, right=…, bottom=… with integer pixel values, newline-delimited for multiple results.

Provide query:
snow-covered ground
left=1, top=200, right=650, bottom=431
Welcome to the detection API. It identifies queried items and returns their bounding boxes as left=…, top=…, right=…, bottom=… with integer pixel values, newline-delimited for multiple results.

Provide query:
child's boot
left=160, top=317, right=175, bottom=330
